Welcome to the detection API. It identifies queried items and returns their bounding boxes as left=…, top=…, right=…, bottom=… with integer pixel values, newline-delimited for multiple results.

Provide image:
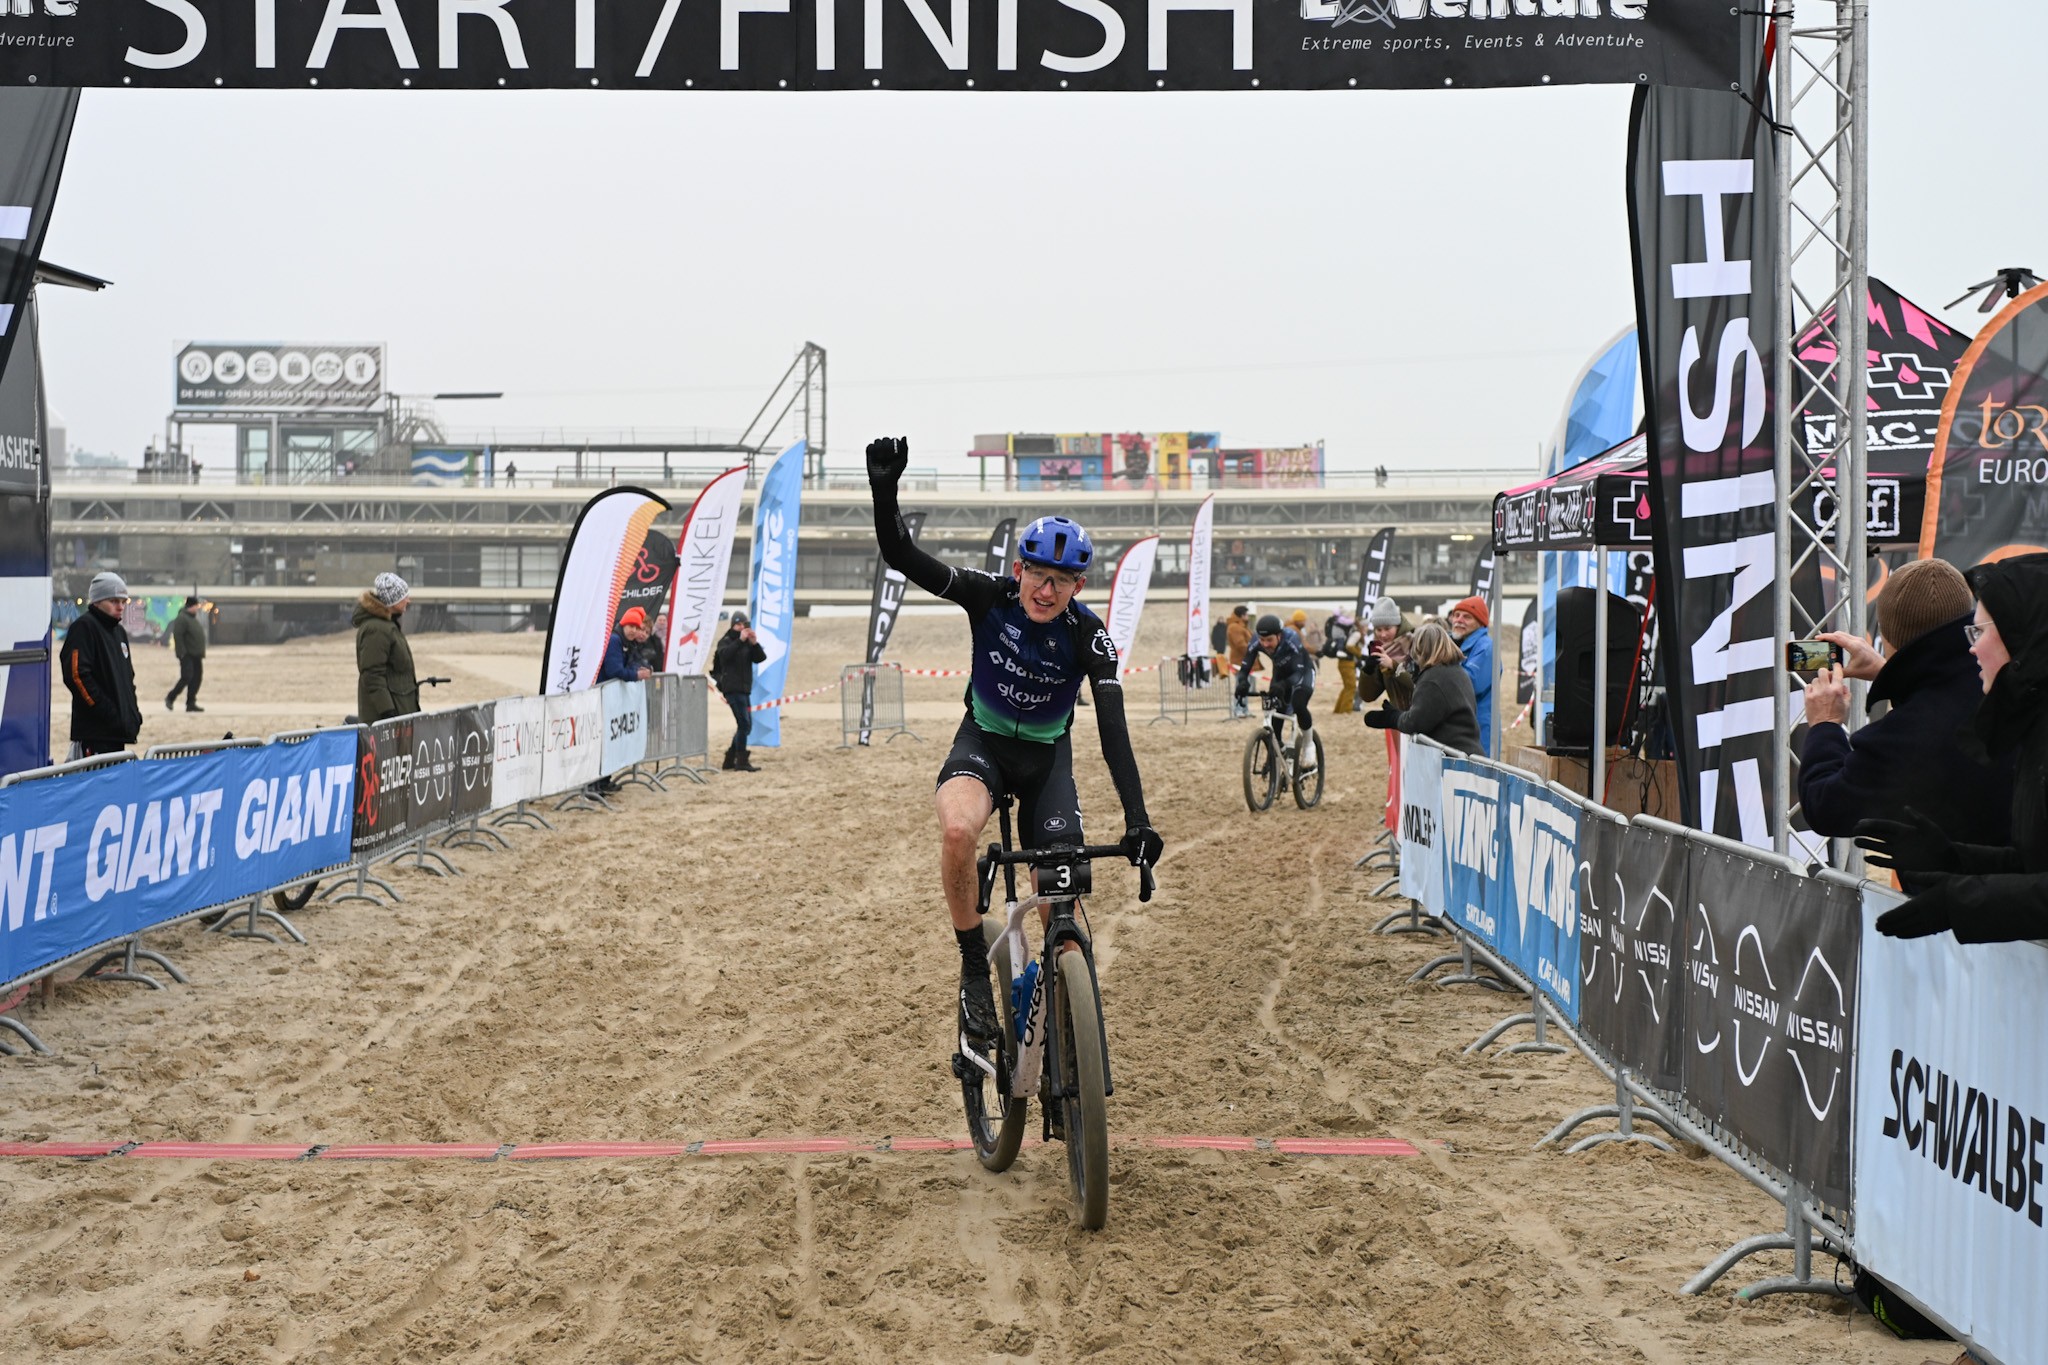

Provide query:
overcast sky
left=28, top=0, right=2037, bottom=478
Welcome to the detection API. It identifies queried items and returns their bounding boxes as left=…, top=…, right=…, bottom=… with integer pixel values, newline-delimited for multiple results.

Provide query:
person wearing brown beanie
left=1798, top=558, right=2014, bottom=843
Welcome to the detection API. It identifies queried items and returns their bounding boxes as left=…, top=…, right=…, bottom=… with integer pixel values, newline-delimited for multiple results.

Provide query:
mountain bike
left=1241, top=691, right=1325, bottom=812
left=953, top=795, right=1155, bottom=1230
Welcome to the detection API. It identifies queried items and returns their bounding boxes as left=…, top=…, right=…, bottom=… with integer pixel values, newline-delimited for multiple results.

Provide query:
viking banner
left=0, top=87, right=77, bottom=389
left=665, top=464, right=747, bottom=677
left=1103, top=535, right=1158, bottom=669
left=747, top=440, right=805, bottom=747
left=1439, top=756, right=1505, bottom=946
left=1683, top=846, right=1858, bottom=1210
left=540, top=486, right=670, bottom=695
left=614, top=527, right=678, bottom=644
left=1627, top=57, right=1779, bottom=845
left=1575, top=814, right=1686, bottom=1091
left=1496, top=771, right=1580, bottom=1022
left=1184, top=494, right=1214, bottom=665
left=982, top=517, right=1016, bottom=578
left=858, top=509, right=924, bottom=744
left=1920, top=280, right=2048, bottom=567
left=1354, top=527, right=1394, bottom=622
left=0, top=7, right=1742, bottom=95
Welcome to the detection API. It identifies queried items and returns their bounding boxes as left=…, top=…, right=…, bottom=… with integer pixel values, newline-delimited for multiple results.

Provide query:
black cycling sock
left=956, top=925, right=985, bottom=972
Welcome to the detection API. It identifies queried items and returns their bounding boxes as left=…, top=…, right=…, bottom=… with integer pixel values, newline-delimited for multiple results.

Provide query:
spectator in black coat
left=1800, top=559, right=2012, bottom=844
left=712, top=611, right=767, bottom=772
left=60, top=571, right=143, bottom=759
left=1863, top=552, right=2048, bottom=943
left=1362, top=622, right=1481, bottom=755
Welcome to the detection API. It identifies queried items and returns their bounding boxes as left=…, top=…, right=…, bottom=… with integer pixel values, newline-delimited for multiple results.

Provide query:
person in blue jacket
left=1448, top=595, right=1494, bottom=758
left=598, top=607, right=656, bottom=683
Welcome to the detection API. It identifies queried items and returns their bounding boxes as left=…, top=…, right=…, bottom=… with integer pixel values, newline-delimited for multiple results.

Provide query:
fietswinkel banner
left=665, top=464, right=748, bottom=678
left=1854, top=889, right=2047, bottom=1363
left=1576, top=813, right=1685, bottom=1092
left=0, top=732, right=355, bottom=989
left=1684, top=846, right=1857, bottom=1210
left=452, top=702, right=493, bottom=820
left=407, top=708, right=457, bottom=832
left=1495, top=770, right=1579, bottom=1022
left=0, top=4, right=1742, bottom=93
left=1439, top=754, right=1504, bottom=948
left=1185, top=495, right=1214, bottom=663
left=490, top=694, right=545, bottom=806
left=352, top=718, right=413, bottom=856
left=747, top=439, right=805, bottom=747
left=541, top=689, right=603, bottom=795
left=601, top=680, right=648, bottom=773
left=1104, top=535, right=1158, bottom=669
left=1397, top=736, right=1444, bottom=910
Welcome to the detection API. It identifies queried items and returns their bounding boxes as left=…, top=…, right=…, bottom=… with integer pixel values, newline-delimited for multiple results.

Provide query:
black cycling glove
left=1123, top=824, right=1164, bottom=868
left=865, top=436, right=908, bottom=487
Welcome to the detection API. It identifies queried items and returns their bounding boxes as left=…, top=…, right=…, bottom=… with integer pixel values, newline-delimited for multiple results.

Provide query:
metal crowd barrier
left=839, top=662, right=919, bottom=747
left=1152, top=656, right=1241, bottom=725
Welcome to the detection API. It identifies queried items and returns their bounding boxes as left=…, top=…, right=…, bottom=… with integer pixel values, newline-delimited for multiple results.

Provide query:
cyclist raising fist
left=1237, top=612, right=1319, bottom=773
left=866, top=436, right=1164, bottom=1046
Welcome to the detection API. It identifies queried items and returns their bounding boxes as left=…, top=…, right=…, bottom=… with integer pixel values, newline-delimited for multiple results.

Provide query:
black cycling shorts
left=937, top=716, right=1083, bottom=850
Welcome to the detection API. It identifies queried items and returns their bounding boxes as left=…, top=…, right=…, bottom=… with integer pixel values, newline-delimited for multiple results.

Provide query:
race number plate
left=1033, top=860, right=1091, bottom=897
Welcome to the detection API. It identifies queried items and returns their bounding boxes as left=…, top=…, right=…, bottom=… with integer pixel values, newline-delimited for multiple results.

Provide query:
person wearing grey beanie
left=60, top=572, right=143, bottom=757
left=1357, top=598, right=1415, bottom=711
left=354, top=573, right=419, bottom=723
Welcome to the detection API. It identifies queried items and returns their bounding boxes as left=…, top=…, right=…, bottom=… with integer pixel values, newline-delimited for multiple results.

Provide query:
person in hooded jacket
left=1799, top=559, right=2013, bottom=842
left=61, top=571, right=143, bottom=758
left=1859, top=552, right=2048, bottom=943
left=354, top=572, right=420, bottom=724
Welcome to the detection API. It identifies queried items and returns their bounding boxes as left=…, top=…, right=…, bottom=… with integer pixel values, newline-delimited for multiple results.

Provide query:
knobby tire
left=1242, top=728, right=1279, bottom=812
left=1056, top=949, right=1110, bottom=1230
left=1293, top=730, right=1326, bottom=809
left=963, top=918, right=1028, bottom=1172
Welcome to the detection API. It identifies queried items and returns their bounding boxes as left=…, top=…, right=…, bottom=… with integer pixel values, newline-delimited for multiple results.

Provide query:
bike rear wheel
left=1292, top=729, right=1326, bottom=809
left=1242, top=728, right=1279, bottom=811
left=1056, top=949, right=1110, bottom=1230
left=962, top=918, right=1028, bottom=1172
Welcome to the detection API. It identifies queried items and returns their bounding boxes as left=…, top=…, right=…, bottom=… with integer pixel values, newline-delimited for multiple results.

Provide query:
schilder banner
left=0, top=87, right=77, bottom=390
left=1627, top=61, right=1779, bottom=846
left=1920, top=280, right=2048, bottom=567
left=0, top=4, right=1740, bottom=93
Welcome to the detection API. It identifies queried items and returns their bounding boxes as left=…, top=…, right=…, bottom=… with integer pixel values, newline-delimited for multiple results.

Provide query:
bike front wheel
left=1292, top=729, right=1326, bottom=810
left=1242, top=728, right=1279, bottom=812
left=1056, top=949, right=1110, bottom=1230
left=962, top=918, right=1028, bottom=1172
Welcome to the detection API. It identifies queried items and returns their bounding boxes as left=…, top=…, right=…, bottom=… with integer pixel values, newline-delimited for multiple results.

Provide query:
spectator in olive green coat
left=354, top=572, right=420, bottom=724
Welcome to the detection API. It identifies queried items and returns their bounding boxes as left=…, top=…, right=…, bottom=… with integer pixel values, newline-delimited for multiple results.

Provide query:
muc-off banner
left=453, top=703, right=493, bottom=819
left=1627, top=58, right=1779, bottom=845
left=747, top=439, right=804, bottom=748
left=665, top=464, right=747, bottom=677
left=1396, top=735, right=1444, bottom=910
left=407, top=709, right=457, bottom=832
left=1920, top=280, right=2048, bottom=567
left=0, top=733, right=355, bottom=988
left=1104, top=535, right=1157, bottom=667
left=353, top=718, right=413, bottom=855
left=614, top=527, right=678, bottom=641
left=859, top=510, right=923, bottom=745
left=541, top=486, right=670, bottom=695
left=1684, top=846, right=1857, bottom=1209
left=983, top=518, right=1016, bottom=578
left=1576, top=814, right=1685, bottom=1091
left=1855, top=895, right=2047, bottom=1362
left=0, top=87, right=77, bottom=385
left=1354, top=527, right=1394, bottom=622
left=0, top=4, right=1741, bottom=93
left=1497, top=771, right=1579, bottom=1021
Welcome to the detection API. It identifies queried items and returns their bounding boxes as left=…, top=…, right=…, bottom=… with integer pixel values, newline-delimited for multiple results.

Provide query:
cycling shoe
left=959, top=969, right=1001, bottom=1045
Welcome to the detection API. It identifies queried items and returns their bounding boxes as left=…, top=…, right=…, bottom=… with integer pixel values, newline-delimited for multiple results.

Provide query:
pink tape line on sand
left=0, top=1135, right=1427, bottom=1161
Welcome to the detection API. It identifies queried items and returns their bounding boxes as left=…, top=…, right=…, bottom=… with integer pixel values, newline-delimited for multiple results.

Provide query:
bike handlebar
left=987, top=842, right=1156, bottom=904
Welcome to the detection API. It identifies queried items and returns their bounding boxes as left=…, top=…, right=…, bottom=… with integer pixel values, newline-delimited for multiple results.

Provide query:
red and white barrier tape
left=748, top=682, right=841, bottom=712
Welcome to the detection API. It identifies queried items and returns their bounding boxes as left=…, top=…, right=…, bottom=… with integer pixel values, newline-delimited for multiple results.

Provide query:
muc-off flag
left=541, top=486, right=671, bottom=694
left=747, top=440, right=805, bottom=747
left=1627, top=48, right=1779, bottom=845
left=1921, top=281, right=2048, bottom=567
left=0, top=88, right=77, bottom=388
left=982, top=518, right=1016, bottom=578
left=666, top=464, right=747, bottom=677
left=858, top=510, right=923, bottom=745
left=1354, top=527, right=1394, bottom=623
left=1185, top=495, right=1214, bottom=667
left=0, top=6, right=1742, bottom=94
left=1104, top=536, right=1158, bottom=668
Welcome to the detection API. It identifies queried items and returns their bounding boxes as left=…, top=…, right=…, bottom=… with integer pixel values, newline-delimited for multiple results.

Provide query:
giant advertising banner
left=0, top=6, right=1742, bottom=94
left=1856, top=897, right=2048, bottom=1363
left=747, top=440, right=804, bottom=747
left=0, top=734, right=355, bottom=988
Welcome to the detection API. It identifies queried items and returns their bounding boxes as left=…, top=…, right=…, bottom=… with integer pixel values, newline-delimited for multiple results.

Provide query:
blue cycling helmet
left=1017, top=515, right=1094, bottom=573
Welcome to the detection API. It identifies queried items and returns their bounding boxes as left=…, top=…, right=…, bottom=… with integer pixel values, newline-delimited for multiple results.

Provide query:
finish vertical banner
left=541, top=486, right=671, bottom=695
left=1103, top=536, right=1158, bottom=668
left=747, top=440, right=805, bottom=747
left=982, top=518, right=1016, bottom=578
left=1354, top=527, right=1395, bottom=622
left=1627, top=58, right=1780, bottom=845
left=1185, top=495, right=1215, bottom=664
left=665, top=465, right=748, bottom=677
left=858, top=510, right=924, bottom=745
left=0, top=87, right=78, bottom=386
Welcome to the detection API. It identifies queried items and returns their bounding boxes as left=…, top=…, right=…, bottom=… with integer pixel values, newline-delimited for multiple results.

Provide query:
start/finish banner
left=0, top=4, right=1741, bottom=93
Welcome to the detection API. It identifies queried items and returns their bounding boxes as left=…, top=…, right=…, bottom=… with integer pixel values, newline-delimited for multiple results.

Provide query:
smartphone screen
left=1785, top=640, right=1844, bottom=674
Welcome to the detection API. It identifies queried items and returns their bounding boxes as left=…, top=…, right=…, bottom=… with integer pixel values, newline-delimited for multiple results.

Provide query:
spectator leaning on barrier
left=354, top=572, right=420, bottom=725
left=713, top=610, right=767, bottom=773
left=1861, top=552, right=2048, bottom=944
left=1448, top=594, right=1494, bottom=758
left=1356, top=597, right=1415, bottom=711
left=165, top=594, right=207, bottom=713
left=60, top=571, right=143, bottom=760
left=1798, top=559, right=2013, bottom=844
left=1363, top=621, right=1481, bottom=755
left=600, top=606, right=656, bottom=683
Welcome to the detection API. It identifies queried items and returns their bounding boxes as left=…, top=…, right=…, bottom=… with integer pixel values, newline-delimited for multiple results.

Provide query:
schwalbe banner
left=0, top=5, right=1741, bottom=94
left=1626, top=51, right=1779, bottom=845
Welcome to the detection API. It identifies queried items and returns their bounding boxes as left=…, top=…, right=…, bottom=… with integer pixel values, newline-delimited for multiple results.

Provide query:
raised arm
left=866, top=436, right=956, bottom=599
